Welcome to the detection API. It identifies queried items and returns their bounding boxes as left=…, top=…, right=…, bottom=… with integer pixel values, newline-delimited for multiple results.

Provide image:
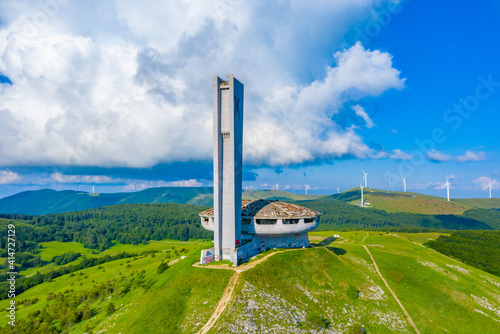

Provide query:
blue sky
left=0, top=0, right=498, bottom=199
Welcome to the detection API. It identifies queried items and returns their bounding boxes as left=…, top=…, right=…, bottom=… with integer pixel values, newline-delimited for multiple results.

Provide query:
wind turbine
left=485, top=179, right=494, bottom=199
left=275, top=183, right=279, bottom=191
left=401, top=175, right=407, bottom=193
left=442, top=176, right=451, bottom=202
left=305, top=184, right=309, bottom=195
left=363, top=170, right=368, bottom=188
left=360, top=182, right=364, bottom=207
left=92, top=185, right=95, bottom=194
left=385, top=171, right=390, bottom=194
left=337, top=187, right=340, bottom=194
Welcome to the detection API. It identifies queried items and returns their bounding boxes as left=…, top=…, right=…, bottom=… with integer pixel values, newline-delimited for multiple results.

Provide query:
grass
left=0, top=240, right=232, bottom=333
left=3, top=232, right=500, bottom=333
left=209, top=230, right=500, bottom=333
left=18, top=239, right=206, bottom=276
left=454, top=198, right=500, bottom=209
left=361, top=192, right=471, bottom=215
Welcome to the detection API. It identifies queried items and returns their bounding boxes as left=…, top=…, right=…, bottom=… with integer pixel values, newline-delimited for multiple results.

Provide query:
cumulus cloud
left=389, top=149, right=411, bottom=160
left=0, top=170, right=20, bottom=184
left=427, top=149, right=453, bottom=162
left=352, top=105, right=375, bottom=128
left=456, top=150, right=486, bottom=162
left=473, top=176, right=499, bottom=190
left=0, top=0, right=404, bottom=168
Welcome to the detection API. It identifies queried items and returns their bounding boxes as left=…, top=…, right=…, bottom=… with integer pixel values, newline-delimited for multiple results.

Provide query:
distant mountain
left=0, top=188, right=323, bottom=215
left=0, top=187, right=213, bottom=215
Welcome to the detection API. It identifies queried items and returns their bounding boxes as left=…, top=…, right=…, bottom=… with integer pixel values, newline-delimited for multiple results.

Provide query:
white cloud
left=473, top=176, right=499, bottom=190
left=456, top=150, right=486, bottom=162
left=352, top=104, right=375, bottom=128
left=0, top=0, right=404, bottom=168
left=0, top=170, right=20, bottom=184
left=389, top=149, right=411, bottom=160
left=427, top=149, right=453, bottom=162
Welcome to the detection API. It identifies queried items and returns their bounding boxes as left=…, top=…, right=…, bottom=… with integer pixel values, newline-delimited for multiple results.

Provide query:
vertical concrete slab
left=213, top=75, right=244, bottom=263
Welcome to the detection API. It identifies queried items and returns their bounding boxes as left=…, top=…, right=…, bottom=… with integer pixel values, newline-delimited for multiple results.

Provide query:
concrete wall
left=213, top=75, right=244, bottom=263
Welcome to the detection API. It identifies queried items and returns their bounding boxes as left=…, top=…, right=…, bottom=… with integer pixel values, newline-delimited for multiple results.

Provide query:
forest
left=425, top=231, right=500, bottom=277
left=0, top=203, right=211, bottom=253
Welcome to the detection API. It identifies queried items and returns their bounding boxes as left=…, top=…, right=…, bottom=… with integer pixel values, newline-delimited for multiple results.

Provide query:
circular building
left=200, top=199, right=320, bottom=235
left=199, top=199, right=320, bottom=263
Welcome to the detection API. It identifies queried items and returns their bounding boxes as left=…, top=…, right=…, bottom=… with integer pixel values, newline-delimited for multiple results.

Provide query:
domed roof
left=199, top=199, right=320, bottom=219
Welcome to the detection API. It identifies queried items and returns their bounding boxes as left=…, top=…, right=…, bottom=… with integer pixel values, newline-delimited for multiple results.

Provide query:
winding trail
left=194, top=249, right=301, bottom=333
left=363, top=245, right=420, bottom=334
left=197, top=272, right=240, bottom=334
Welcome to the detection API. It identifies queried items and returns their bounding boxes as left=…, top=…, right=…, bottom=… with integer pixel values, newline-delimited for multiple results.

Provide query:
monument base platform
left=200, top=232, right=310, bottom=266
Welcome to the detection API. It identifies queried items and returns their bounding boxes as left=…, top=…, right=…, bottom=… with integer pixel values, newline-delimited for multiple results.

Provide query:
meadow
left=2, top=230, right=500, bottom=333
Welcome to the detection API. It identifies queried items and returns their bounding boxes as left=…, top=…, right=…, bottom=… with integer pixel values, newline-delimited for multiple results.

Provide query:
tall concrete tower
left=213, top=75, right=244, bottom=262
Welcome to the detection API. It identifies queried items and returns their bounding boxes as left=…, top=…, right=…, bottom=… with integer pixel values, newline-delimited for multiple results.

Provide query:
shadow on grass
left=318, top=237, right=337, bottom=247
left=325, top=247, right=347, bottom=256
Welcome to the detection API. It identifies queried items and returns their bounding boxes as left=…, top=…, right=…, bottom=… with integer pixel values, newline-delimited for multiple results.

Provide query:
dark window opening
left=256, top=219, right=277, bottom=225
left=283, top=219, right=300, bottom=224
left=305, top=218, right=315, bottom=224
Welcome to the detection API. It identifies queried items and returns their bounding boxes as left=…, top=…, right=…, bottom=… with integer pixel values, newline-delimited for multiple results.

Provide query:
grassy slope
left=18, top=240, right=205, bottom=276
left=0, top=241, right=231, bottom=334
left=454, top=198, right=500, bottom=209
left=3, top=233, right=500, bottom=333
left=210, top=231, right=500, bottom=333
left=341, top=188, right=472, bottom=215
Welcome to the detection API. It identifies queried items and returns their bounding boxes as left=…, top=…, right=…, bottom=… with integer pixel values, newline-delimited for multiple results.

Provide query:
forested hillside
left=0, top=203, right=210, bottom=253
left=425, top=231, right=500, bottom=277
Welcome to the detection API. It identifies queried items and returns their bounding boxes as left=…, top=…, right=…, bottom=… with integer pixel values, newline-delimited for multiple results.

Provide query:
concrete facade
left=213, top=75, right=244, bottom=262
left=201, top=75, right=319, bottom=266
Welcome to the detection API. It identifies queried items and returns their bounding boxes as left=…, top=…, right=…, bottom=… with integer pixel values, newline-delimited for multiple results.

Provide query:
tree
left=106, top=302, right=116, bottom=315
left=81, top=303, right=93, bottom=320
left=157, top=261, right=169, bottom=274
left=347, top=285, right=359, bottom=300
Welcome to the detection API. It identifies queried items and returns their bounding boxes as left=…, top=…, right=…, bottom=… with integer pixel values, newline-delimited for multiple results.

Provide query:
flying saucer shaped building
left=200, top=75, right=320, bottom=266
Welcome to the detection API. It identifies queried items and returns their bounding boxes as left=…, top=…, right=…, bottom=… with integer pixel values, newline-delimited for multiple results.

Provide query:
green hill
left=295, top=195, right=500, bottom=230
left=330, top=188, right=472, bottom=215
left=2, top=231, right=500, bottom=333
left=454, top=197, right=500, bottom=209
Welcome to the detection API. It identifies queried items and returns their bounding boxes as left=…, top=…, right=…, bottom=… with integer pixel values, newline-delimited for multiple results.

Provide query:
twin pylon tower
left=212, top=75, right=244, bottom=261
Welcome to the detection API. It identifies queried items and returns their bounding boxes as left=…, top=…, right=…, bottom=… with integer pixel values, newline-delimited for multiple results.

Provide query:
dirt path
left=196, top=272, right=240, bottom=334
left=167, top=258, right=180, bottom=266
left=363, top=245, right=420, bottom=334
